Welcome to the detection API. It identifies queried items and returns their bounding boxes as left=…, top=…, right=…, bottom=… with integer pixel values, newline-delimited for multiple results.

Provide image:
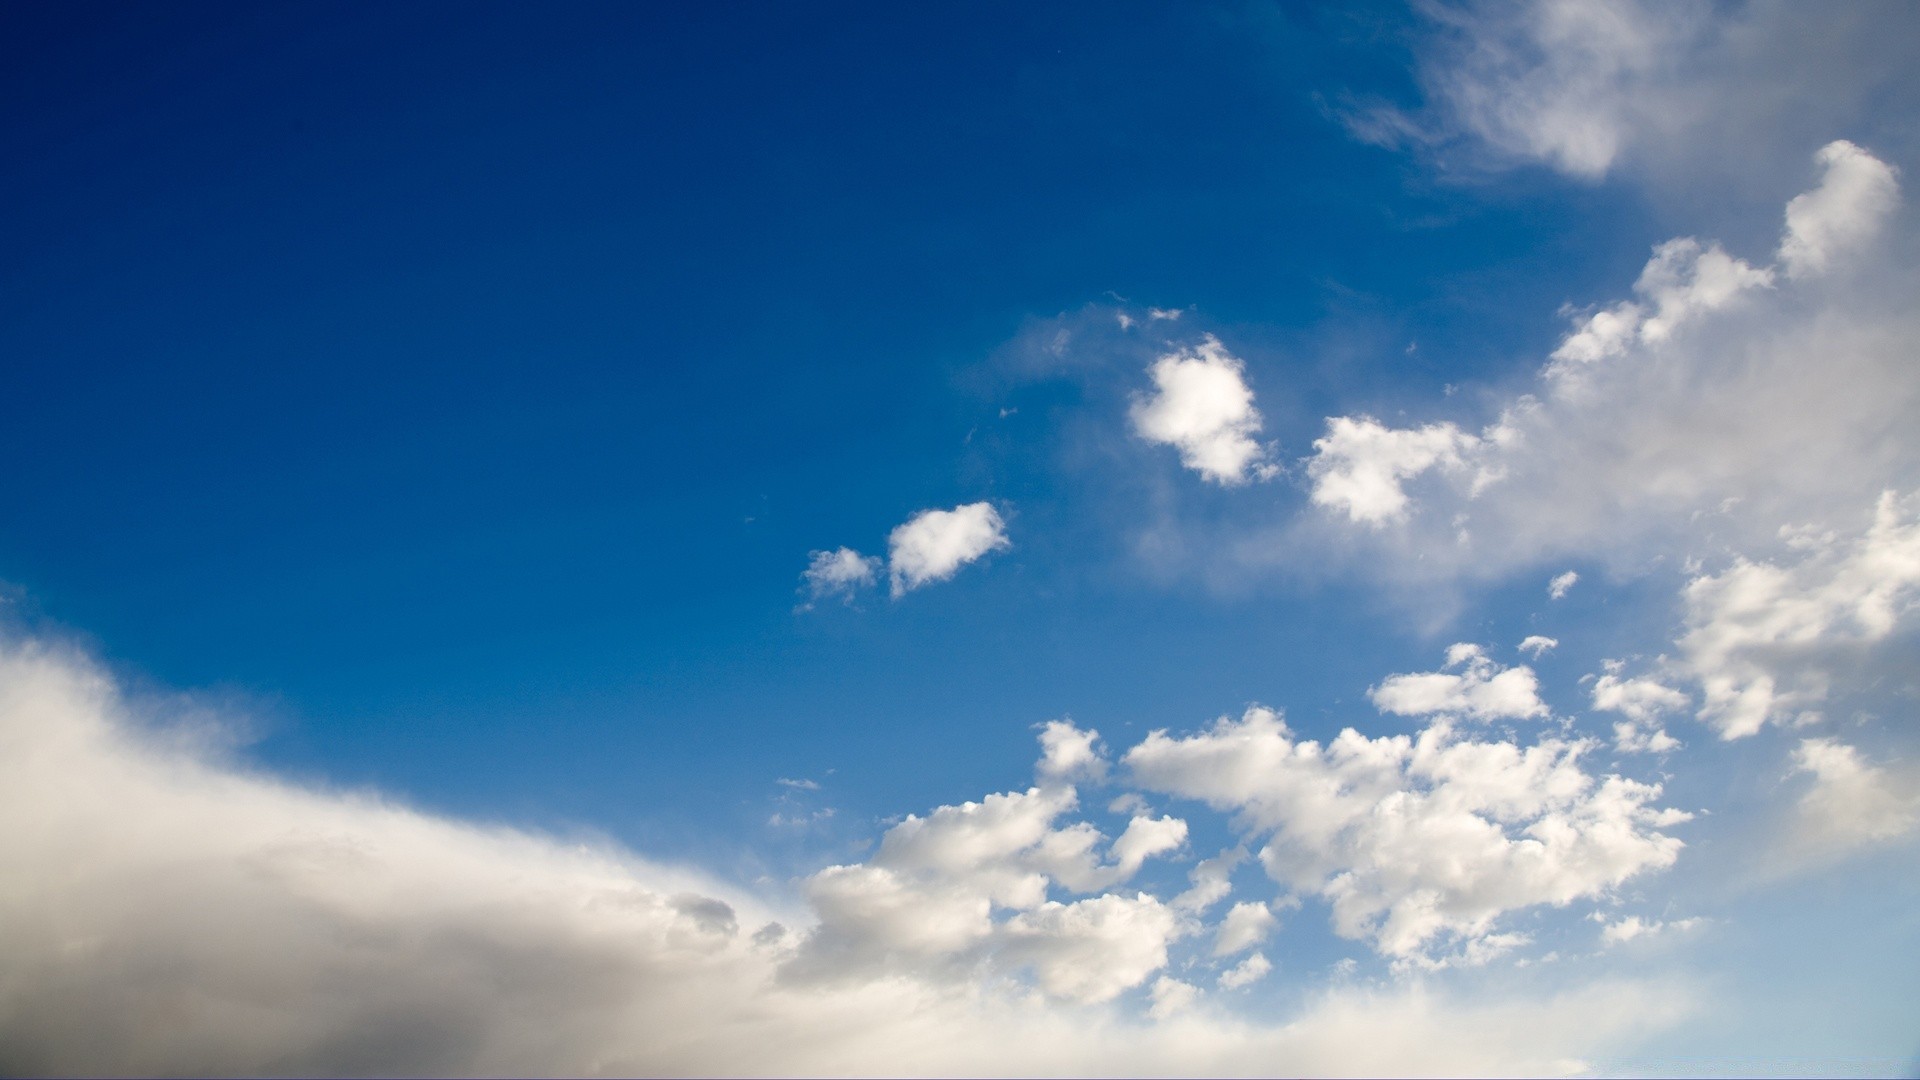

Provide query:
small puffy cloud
left=1548, top=572, right=1580, bottom=600
left=1001, top=893, right=1185, bottom=1004
left=1548, top=239, right=1772, bottom=388
left=794, top=725, right=1188, bottom=998
left=1779, top=140, right=1901, bottom=279
left=1212, top=901, right=1277, bottom=958
left=1035, top=719, right=1107, bottom=783
left=887, top=502, right=1010, bottom=597
left=1789, top=738, right=1920, bottom=852
left=1126, top=708, right=1687, bottom=962
left=1262, top=143, right=1916, bottom=604
left=0, top=635, right=1705, bottom=1075
left=1173, top=847, right=1243, bottom=914
left=1596, top=914, right=1701, bottom=947
left=1130, top=336, right=1275, bottom=485
left=1680, top=490, right=1920, bottom=738
left=1147, top=975, right=1200, bottom=1020
left=1217, top=951, right=1273, bottom=991
left=1370, top=644, right=1549, bottom=722
left=1590, top=663, right=1687, bottom=754
left=1306, top=416, right=1476, bottom=526
left=801, top=547, right=880, bottom=606
left=1519, top=636, right=1559, bottom=658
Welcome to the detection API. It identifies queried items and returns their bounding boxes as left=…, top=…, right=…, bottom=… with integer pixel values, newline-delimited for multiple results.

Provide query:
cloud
left=1787, top=738, right=1920, bottom=853
left=790, top=726, right=1189, bottom=1000
left=1679, top=490, right=1920, bottom=738
left=1306, top=417, right=1478, bottom=527
left=1588, top=663, right=1686, bottom=754
left=1518, top=636, right=1559, bottom=658
left=1217, top=951, right=1272, bottom=991
left=1036, top=718, right=1108, bottom=783
left=1211, top=900, right=1276, bottom=958
left=1340, top=0, right=1702, bottom=179
left=1548, top=572, right=1579, bottom=600
left=1347, top=1, right=1920, bottom=188
left=887, top=502, right=1011, bottom=597
left=1279, top=142, right=1916, bottom=588
left=803, top=547, right=882, bottom=606
left=1125, top=708, right=1688, bottom=962
left=1370, top=644, right=1548, bottom=722
left=1779, top=140, right=1903, bottom=279
left=0, top=636, right=1701, bottom=1074
left=1130, top=336, right=1275, bottom=486
left=1596, top=914, right=1701, bottom=947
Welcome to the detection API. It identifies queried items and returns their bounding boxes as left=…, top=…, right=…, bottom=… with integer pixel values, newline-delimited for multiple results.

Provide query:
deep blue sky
left=6, top=2, right=1651, bottom=855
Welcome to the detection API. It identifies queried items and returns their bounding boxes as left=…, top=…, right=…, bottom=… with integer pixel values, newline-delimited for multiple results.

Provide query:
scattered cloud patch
left=801, top=547, right=881, bottom=606
left=1596, top=914, right=1702, bottom=947
left=1307, top=417, right=1477, bottom=526
left=1788, top=738, right=1920, bottom=853
left=1779, top=139, right=1902, bottom=279
left=1212, top=900, right=1277, bottom=957
left=1589, top=663, right=1686, bottom=754
left=1130, top=336, right=1276, bottom=485
left=1518, top=636, right=1559, bottom=659
left=1126, top=708, right=1688, bottom=962
left=1680, top=490, right=1920, bottom=738
left=1548, top=572, right=1580, bottom=600
left=887, top=502, right=1011, bottom=597
left=1370, top=644, right=1549, bottom=722
left=1217, top=952, right=1273, bottom=991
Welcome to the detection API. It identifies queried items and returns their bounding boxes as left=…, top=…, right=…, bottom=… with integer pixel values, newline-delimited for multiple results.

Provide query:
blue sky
left=3, top=2, right=1918, bottom=1075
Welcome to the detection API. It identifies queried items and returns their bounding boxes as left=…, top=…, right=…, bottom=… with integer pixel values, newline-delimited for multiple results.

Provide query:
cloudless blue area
left=0, top=2, right=1670, bottom=870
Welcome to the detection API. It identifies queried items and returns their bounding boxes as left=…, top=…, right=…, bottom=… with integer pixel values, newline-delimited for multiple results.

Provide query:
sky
left=2, top=1, right=1918, bottom=1076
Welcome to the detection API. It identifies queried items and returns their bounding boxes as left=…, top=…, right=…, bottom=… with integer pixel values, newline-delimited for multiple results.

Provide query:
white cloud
left=1000, top=893, right=1184, bottom=1004
left=1217, top=952, right=1272, bottom=991
left=793, top=726, right=1188, bottom=998
left=1589, top=663, right=1686, bottom=754
left=802, top=547, right=881, bottom=606
left=1147, top=975, right=1200, bottom=1020
left=1345, top=0, right=1699, bottom=179
left=1370, top=644, right=1548, bottom=722
left=1788, top=738, right=1920, bottom=852
left=1679, top=490, right=1920, bottom=738
left=1130, top=336, right=1275, bottom=485
left=887, top=502, right=1010, bottom=597
left=1518, top=636, right=1559, bottom=658
left=1211, top=901, right=1276, bottom=957
left=1779, top=139, right=1902, bottom=279
left=1548, top=572, right=1579, bottom=600
left=0, top=634, right=1703, bottom=1074
left=1278, top=142, right=1917, bottom=591
left=1172, top=847, right=1243, bottom=914
left=1351, top=1, right=1920, bottom=191
left=1306, top=416, right=1476, bottom=526
left=1125, top=708, right=1687, bottom=962
left=1596, top=914, right=1701, bottom=947
left=1036, top=718, right=1107, bottom=783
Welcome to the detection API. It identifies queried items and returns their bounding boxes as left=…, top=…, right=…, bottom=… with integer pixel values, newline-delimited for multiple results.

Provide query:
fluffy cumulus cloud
left=1125, top=708, right=1688, bottom=962
left=1370, top=644, right=1548, bottom=723
left=1349, top=1, right=1920, bottom=186
left=0, top=635, right=1710, bottom=1075
left=1129, top=336, right=1275, bottom=486
left=790, top=720, right=1190, bottom=1001
left=1282, top=141, right=1914, bottom=587
left=1787, top=738, right=1920, bottom=854
left=1589, top=663, right=1686, bottom=754
left=1678, top=490, right=1920, bottom=739
left=1306, top=417, right=1479, bottom=526
left=887, top=502, right=1011, bottom=597
left=802, top=546, right=882, bottom=605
